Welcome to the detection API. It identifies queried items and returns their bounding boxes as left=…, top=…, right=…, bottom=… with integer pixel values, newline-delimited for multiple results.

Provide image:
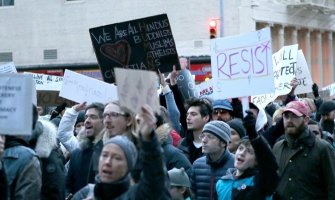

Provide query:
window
left=0, top=0, right=14, bottom=6
left=43, top=49, right=57, bottom=60
left=0, top=52, right=13, bottom=62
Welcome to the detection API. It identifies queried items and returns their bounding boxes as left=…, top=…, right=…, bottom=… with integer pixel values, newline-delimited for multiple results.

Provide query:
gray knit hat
left=104, top=135, right=138, bottom=171
left=168, top=168, right=191, bottom=188
left=202, top=120, right=231, bottom=144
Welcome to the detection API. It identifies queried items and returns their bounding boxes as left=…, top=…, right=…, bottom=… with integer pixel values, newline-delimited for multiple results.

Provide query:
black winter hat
left=227, top=118, right=246, bottom=138
left=319, top=100, right=335, bottom=115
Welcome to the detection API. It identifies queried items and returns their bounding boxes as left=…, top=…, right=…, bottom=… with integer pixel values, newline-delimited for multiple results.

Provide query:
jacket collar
left=206, top=149, right=232, bottom=168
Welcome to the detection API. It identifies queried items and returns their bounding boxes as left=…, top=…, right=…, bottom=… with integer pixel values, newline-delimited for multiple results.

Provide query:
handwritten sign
left=294, top=50, right=313, bottom=95
left=272, top=44, right=298, bottom=96
left=0, top=62, right=17, bottom=74
left=251, top=93, right=277, bottom=109
left=24, top=72, right=63, bottom=91
left=211, top=27, right=274, bottom=99
left=0, top=74, right=33, bottom=135
left=60, top=69, right=118, bottom=104
left=89, top=14, right=180, bottom=83
left=114, top=68, right=160, bottom=114
left=195, top=79, right=214, bottom=99
left=323, top=82, right=335, bottom=97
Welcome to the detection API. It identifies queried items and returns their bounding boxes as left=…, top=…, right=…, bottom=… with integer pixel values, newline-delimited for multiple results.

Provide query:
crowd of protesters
left=0, top=67, right=335, bottom=200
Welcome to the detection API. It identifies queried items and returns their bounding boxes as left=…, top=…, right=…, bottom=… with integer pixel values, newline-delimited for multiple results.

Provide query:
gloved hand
left=312, top=83, right=319, bottom=98
left=243, top=110, right=257, bottom=140
left=231, top=98, right=243, bottom=119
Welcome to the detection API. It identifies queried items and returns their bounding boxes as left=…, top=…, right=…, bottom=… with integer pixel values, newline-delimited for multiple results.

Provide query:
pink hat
left=283, top=101, right=309, bottom=117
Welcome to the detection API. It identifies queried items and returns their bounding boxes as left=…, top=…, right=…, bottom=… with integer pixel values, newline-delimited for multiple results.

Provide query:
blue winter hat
left=212, top=99, right=233, bottom=111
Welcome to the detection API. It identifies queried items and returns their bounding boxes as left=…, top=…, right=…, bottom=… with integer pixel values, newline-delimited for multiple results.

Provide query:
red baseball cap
left=283, top=101, right=309, bottom=117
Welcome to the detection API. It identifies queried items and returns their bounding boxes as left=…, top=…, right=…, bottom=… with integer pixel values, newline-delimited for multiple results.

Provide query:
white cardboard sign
left=60, top=69, right=118, bottom=104
left=114, top=68, right=160, bottom=114
left=24, top=72, right=63, bottom=91
left=272, top=44, right=298, bottom=96
left=0, top=62, right=17, bottom=74
left=0, top=74, right=33, bottom=135
left=211, top=27, right=274, bottom=99
left=195, top=79, right=214, bottom=99
left=323, top=82, right=335, bottom=97
left=294, top=50, right=313, bottom=95
left=251, top=93, right=278, bottom=109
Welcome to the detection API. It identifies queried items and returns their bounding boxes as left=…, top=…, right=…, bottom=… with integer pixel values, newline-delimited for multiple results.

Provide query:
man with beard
left=318, top=100, right=335, bottom=135
left=272, top=101, right=335, bottom=199
left=66, top=102, right=104, bottom=196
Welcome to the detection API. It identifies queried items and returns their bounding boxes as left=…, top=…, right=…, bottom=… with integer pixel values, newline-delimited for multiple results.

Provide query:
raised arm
left=58, top=102, right=86, bottom=153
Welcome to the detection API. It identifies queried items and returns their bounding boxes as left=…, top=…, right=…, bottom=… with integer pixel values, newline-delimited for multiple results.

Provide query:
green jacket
left=272, top=128, right=335, bottom=200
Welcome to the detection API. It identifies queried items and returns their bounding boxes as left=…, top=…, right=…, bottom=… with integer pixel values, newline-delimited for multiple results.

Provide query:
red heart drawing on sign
left=100, top=40, right=131, bottom=66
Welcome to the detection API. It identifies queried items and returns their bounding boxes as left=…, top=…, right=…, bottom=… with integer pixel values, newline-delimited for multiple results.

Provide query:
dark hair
left=185, top=97, right=213, bottom=121
left=32, top=104, right=38, bottom=130
left=85, top=102, right=105, bottom=118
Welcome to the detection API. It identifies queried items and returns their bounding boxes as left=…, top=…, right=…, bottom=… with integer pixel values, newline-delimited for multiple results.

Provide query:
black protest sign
left=89, top=14, right=181, bottom=83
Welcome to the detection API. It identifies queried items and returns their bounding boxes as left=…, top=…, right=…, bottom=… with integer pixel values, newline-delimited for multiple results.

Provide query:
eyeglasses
left=199, top=133, right=217, bottom=140
left=213, top=109, right=229, bottom=115
left=103, top=112, right=127, bottom=119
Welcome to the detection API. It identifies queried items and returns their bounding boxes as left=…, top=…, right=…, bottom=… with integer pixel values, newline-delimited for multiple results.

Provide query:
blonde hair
left=102, top=101, right=136, bottom=143
left=272, top=107, right=284, bottom=125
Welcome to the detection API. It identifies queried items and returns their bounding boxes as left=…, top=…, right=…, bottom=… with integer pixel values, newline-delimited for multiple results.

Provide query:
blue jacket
left=216, top=136, right=279, bottom=200
left=191, top=149, right=234, bottom=200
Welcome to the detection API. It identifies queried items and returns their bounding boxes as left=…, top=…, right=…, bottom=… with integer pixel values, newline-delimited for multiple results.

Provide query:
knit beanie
left=104, top=136, right=138, bottom=171
left=75, top=110, right=85, bottom=126
left=227, top=118, right=246, bottom=138
left=202, top=120, right=231, bottom=144
left=319, top=100, right=335, bottom=115
left=168, top=168, right=191, bottom=188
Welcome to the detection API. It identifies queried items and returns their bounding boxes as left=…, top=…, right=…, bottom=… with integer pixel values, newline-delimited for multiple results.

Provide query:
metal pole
left=220, top=0, right=224, bottom=37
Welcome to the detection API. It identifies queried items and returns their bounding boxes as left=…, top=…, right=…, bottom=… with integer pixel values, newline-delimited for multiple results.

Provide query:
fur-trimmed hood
left=34, top=119, right=58, bottom=158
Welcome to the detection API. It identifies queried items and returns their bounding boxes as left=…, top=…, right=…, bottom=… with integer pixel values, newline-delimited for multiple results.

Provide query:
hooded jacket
left=33, top=120, right=66, bottom=200
left=156, top=123, right=192, bottom=177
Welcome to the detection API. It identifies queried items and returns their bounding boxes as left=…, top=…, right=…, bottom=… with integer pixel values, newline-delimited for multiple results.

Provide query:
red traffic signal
left=209, top=20, right=217, bottom=39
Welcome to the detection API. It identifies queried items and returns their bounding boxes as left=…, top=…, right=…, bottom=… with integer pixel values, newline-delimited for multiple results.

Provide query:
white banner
left=115, top=68, right=160, bottom=114
left=211, top=27, right=274, bottom=99
left=60, top=69, right=118, bottom=104
left=294, top=50, right=313, bottom=95
left=195, top=79, right=214, bottom=99
left=24, top=72, right=63, bottom=91
left=0, top=62, right=17, bottom=74
left=0, top=74, right=33, bottom=135
left=272, top=44, right=298, bottom=96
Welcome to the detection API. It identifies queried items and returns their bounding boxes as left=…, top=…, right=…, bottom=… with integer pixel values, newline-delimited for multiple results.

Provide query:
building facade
left=0, top=0, right=334, bottom=86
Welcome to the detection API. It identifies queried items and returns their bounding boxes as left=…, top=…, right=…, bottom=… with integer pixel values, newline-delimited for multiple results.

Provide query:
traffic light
left=209, top=20, right=217, bottom=39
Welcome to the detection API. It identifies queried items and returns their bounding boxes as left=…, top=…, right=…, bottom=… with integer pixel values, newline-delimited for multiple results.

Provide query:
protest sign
left=176, top=68, right=198, bottom=99
left=114, top=68, right=160, bottom=114
left=0, top=74, right=33, bottom=135
left=294, top=50, right=313, bottom=95
left=0, top=62, right=17, bottom=73
left=195, top=79, right=214, bottom=99
left=211, top=27, right=274, bottom=99
left=24, top=72, right=63, bottom=91
left=272, top=44, right=298, bottom=96
left=176, top=57, right=197, bottom=99
left=60, top=69, right=118, bottom=104
left=89, top=14, right=180, bottom=83
left=251, top=93, right=277, bottom=109
left=323, top=82, right=335, bottom=97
